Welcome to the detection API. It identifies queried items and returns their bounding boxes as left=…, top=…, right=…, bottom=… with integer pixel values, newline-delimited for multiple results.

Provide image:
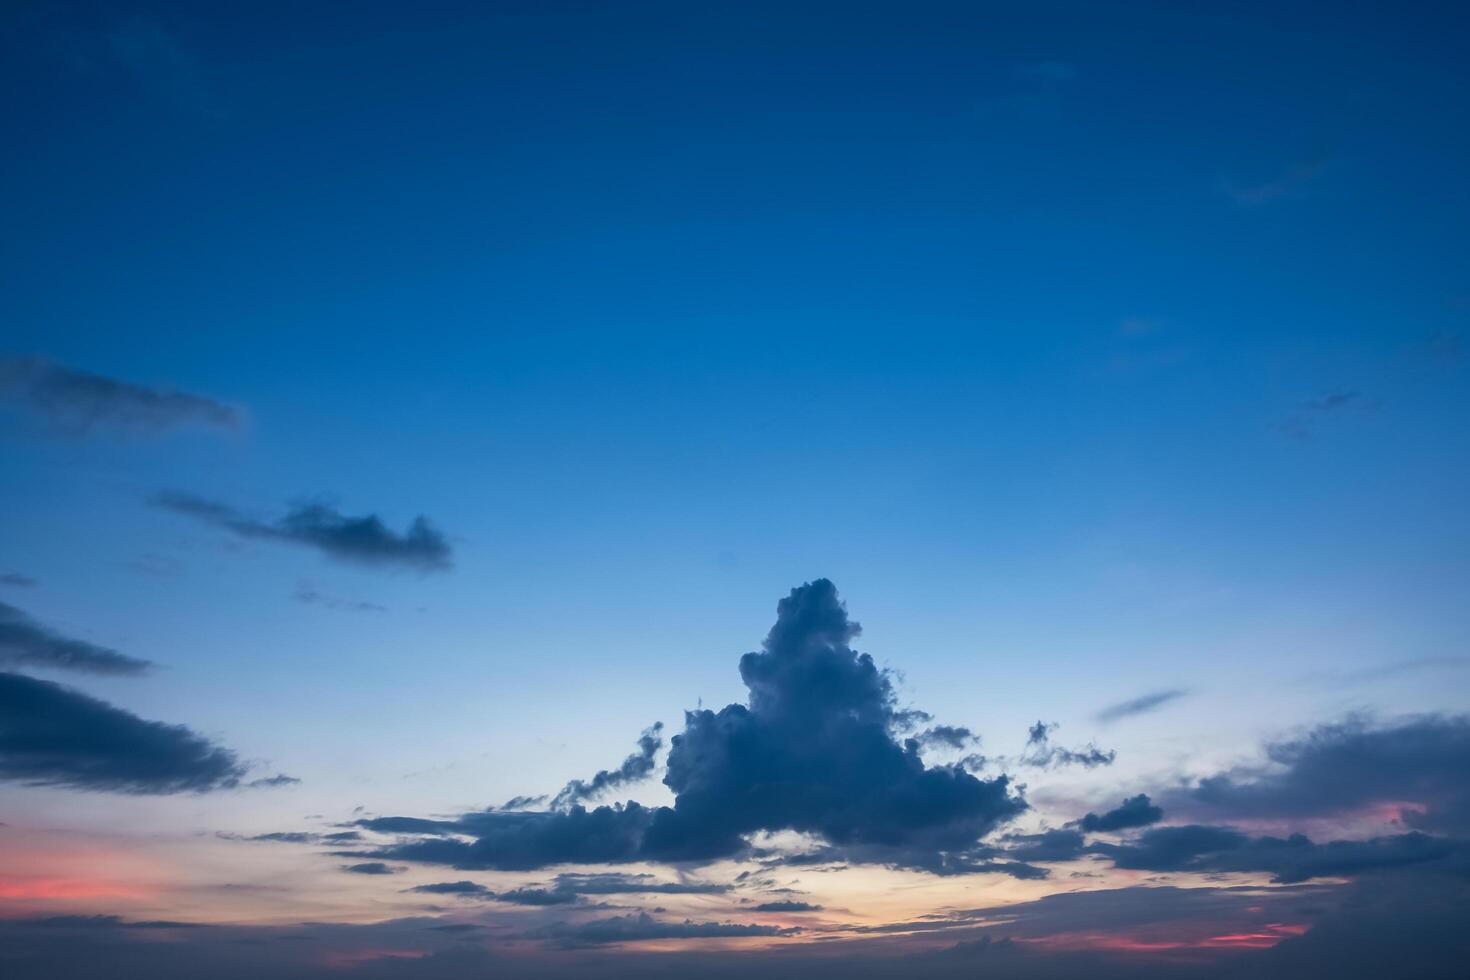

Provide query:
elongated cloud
left=0, top=671, right=250, bottom=793
left=0, top=355, right=241, bottom=436
left=1090, top=825, right=1460, bottom=883
left=361, top=580, right=1027, bottom=874
left=536, top=912, right=795, bottom=948
left=1096, top=690, right=1187, bottom=723
left=0, top=601, right=153, bottom=675
left=552, top=724, right=663, bottom=808
left=153, top=493, right=452, bottom=571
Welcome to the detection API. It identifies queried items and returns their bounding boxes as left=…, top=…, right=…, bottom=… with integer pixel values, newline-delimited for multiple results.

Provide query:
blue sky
left=1, top=3, right=1468, bottom=977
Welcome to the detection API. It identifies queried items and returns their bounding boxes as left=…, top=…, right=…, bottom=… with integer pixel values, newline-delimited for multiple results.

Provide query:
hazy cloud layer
left=0, top=601, right=153, bottom=676
left=0, top=671, right=249, bottom=793
left=0, top=572, right=38, bottom=588
left=0, top=355, right=241, bottom=436
left=364, top=581, right=1027, bottom=874
left=153, top=493, right=453, bottom=571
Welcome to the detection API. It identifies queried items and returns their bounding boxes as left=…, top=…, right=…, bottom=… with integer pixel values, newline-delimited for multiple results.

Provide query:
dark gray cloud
left=1078, top=794, right=1165, bottom=832
left=549, top=873, right=729, bottom=897
left=998, top=829, right=1087, bottom=863
left=0, top=572, right=38, bottom=588
left=1096, top=690, right=1187, bottom=723
left=1090, top=824, right=1462, bottom=883
left=0, top=601, right=153, bottom=676
left=0, top=670, right=249, bottom=793
left=1179, top=715, right=1470, bottom=834
left=153, top=493, right=452, bottom=571
left=341, top=862, right=399, bottom=875
left=914, top=725, right=975, bottom=750
left=0, top=355, right=241, bottom=436
left=365, top=581, right=1026, bottom=874
left=750, top=901, right=821, bottom=912
left=1020, top=721, right=1115, bottom=769
left=408, top=881, right=493, bottom=897
left=535, top=911, right=796, bottom=948
left=408, top=872, right=728, bottom=907
left=551, top=724, right=664, bottom=809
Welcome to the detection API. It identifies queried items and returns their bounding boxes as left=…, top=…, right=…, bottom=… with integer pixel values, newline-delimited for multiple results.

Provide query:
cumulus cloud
left=152, top=493, right=452, bottom=571
left=0, top=601, right=153, bottom=676
left=0, top=355, right=242, bottom=436
left=551, top=724, right=664, bottom=809
left=1020, top=722, right=1115, bottom=769
left=1078, top=794, right=1165, bottom=832
left=363, top=581, right=1026, bottom=874
left=0, top=671, right=250, bottom=793
left=1096, top=690, right=1187, bottom=723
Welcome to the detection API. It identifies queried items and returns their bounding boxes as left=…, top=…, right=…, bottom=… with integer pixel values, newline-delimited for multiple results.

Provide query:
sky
left=1, top=1, right=1468, bottom=977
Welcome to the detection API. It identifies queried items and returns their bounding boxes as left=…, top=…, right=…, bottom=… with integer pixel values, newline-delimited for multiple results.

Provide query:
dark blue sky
left=0, top=3, right=1467, bottom=976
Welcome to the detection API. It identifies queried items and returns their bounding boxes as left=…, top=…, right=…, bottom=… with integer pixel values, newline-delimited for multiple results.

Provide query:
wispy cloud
left=153, top=493, right=453, bottom=572
left=1096, top=689, right=1188, bottom=724
left=293, top=584, right=386, bottom=613
left=0, top=356, right=242, bottom=437
left=1280, top=389, right=1379, bottom=440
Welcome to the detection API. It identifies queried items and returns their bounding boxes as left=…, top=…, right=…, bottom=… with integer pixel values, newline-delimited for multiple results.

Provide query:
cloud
left=341, top=862, right=399, bottom=875
left=1179, top=715, right=1470, bottom=834
left=1096, top=690, right=1187, bottom=723
left=998, top=829, right=1088, bottom=863
left=0, top=670, right=250, bottom=793
left=292, top=584, right=386, bottom=613
left=0, top=572, right=38, bottom=588
left=1020, top=722, right=1115, bottom=769
left=750, top=901, right=821, bottom=912
left=535, top=911, right=796, bottom=948
left=407, top=881, right=492, bottom=897
left=0, top=355, right=241, bottom=436
left=915, top=726, right=975, bottom=751
left=1280, top=390, right=1379, bottom=440
left=0, top=601, right=153, bottom=676
left=363, top=581, right=1026, bottom=874
left=152, top=493, right=452, bottom=571
left=1078, top=794, right=1165, bottom=832
left=551, top=723, right=664, bottom=809
left=1090, top=825, right=1461, bottom=883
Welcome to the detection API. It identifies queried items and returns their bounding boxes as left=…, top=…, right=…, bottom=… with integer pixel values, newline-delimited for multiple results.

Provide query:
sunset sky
left=2, top=3, right=1468, bottom=978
